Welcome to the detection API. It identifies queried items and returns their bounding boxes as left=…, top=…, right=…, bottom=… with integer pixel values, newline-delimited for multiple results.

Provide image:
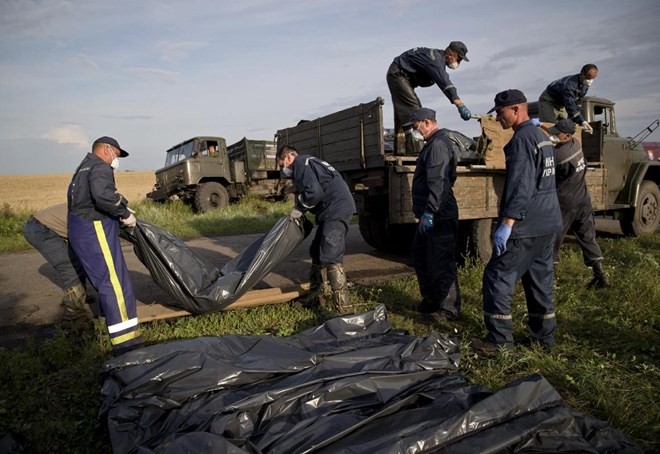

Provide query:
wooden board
left=136, top=285, right=308, bottom=323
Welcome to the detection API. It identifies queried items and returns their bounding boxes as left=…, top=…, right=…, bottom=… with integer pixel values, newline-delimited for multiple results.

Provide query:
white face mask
left=447, top=61, right=459, bottom=70
left=549, top=135, right=560, bottom=145
left=411, top=129, right=425, bottom=141
left=281, top=167, right=292, bottom=178
left=110, top=157, right=119, bottom=169
left=584, top=79, right=594, bottom=86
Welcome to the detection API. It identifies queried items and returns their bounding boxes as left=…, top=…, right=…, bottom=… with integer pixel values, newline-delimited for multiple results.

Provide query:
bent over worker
left=67, top=136, right=144, bottom=356
left=387, top=41, right=472, bottom=155
left=472, top=90, right=563, bottom=354
left=277, top=145, right=356, bottom=314
left=549, top=119, right=609, bottom=288
left=22, top=203, right=91, bottom=322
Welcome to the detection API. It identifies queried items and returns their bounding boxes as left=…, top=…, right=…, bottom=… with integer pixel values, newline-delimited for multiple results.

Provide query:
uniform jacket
left=292, top=155, right=356, bottom=223
left=500, top=121, right=562, bottom=238
left=555, top=137, right=590, bottom=205
left=393, top=47, right=459, bottom=102
left=68, top=153, right=130, bottom=221
left=545, top=74, right=589, bottom=124
left=412, top=130, right=458, bottom=220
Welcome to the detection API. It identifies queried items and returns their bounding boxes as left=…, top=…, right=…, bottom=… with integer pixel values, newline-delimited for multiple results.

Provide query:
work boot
left=61, top=282, right=87, bottom=307
left=328, top=264, right=352, bottom=315
left=297, top=264, right=326, bottom=308
left=587, top=261, right=610, bottom=289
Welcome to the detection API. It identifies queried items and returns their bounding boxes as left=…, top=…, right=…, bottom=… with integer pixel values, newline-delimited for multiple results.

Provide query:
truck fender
left=627, top=162, right=660, bottom=207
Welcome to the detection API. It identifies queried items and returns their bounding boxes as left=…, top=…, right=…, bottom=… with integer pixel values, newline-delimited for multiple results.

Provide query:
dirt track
left=0, top=219, right=624, bottom=347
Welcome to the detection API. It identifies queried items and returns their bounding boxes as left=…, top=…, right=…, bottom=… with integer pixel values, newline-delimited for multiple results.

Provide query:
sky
left=1, top=0, right=659, bottom=174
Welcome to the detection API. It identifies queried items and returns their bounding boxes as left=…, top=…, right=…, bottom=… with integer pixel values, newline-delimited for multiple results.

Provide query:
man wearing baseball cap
left=549, top=119, right=609, bottom=288
left=67, top=136, right=144, bottom=356
left=405, top=107, right=462, bottom=322
left=387, top=41, right=472, bottom=155
left=473, top=89, right=562, bottom=354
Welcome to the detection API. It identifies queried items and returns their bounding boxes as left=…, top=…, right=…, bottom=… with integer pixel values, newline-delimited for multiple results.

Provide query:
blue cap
left=402, top=107, right=436, bottom=127
left=487, top=89, right=527, bottom=114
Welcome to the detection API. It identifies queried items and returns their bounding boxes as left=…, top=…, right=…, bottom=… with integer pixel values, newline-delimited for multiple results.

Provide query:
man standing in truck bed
left=406, top=107, right=461, bottom=322
left=549, top=119, right=610, bottom=288
left=387, top=42, right=472, bottom=155
left=538, top=64, right=598, bottom=134
left=277, top=144, right=356, bottom=314
left=472, top=90, right=562, bottom=354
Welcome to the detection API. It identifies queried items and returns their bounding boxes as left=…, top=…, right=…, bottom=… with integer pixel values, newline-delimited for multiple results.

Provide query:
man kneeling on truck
left=277, top=145, right=356, bottom=314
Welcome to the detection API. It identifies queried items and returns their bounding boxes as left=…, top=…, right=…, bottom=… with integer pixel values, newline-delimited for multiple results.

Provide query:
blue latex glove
left=418, top=212, right=434, bottom=234
left=493, top=223, right=512, bottom=256
left=531, top=118, right=542, bottom=126
left=457, top=104, right=472, bottom=121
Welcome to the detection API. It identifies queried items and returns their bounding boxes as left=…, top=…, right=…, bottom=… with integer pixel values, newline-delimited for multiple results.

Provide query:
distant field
left=0, top=171, right=155, bottom=212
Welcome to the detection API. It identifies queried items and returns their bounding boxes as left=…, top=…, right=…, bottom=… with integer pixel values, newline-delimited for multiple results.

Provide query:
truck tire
left=194, top=182, right=229, bottom=213
left=620, top=180, right=660, bottom=236
left=458, top=218, right=495, bottom=262
left=358, top=214, right=414, bottom=254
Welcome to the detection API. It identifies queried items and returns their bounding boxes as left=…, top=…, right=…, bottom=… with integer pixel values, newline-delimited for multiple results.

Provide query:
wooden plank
left=136, top=285, right=308, bottom=323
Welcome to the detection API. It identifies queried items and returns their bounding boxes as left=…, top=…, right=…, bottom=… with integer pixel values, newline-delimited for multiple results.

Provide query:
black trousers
left=386, top=63, right=423, bottom=155
left=310, top=217, right=351, bottom=266
left=554, top=198, right=603, bottom=266
left=482, top=234, right=557, bottom=347
left=411, top=219, right=461, bottom=317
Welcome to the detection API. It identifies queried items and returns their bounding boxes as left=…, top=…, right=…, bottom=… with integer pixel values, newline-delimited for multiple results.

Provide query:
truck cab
left=147, top=136, right=242, bottom=212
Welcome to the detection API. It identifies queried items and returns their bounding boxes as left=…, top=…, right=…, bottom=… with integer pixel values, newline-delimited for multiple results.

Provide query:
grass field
left=0, top=171, right=155, bottom=212
left=0, top=200, right=658, bottom=452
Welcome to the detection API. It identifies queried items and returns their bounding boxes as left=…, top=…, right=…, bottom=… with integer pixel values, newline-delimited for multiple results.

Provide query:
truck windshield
left=165, top=141, right=196, bottom=166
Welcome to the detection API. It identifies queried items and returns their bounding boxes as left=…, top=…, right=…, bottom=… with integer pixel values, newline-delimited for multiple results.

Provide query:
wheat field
left=0, top=171, right=156, bottom=212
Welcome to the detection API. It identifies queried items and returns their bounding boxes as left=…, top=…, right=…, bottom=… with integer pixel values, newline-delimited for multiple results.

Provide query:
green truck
left=276, top=97, right=659, bottom=259
left=147, top=136, right=289, bottom=212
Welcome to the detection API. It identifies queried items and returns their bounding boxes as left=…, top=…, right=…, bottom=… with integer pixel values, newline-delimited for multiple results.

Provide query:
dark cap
left=487, top=89, right=527, bottom=113
left=547, top=119, right=576, bottom=135
left=448, top=41, right=469, bottom=62
left=93, top=136, right=129, bottom=157
left=402, top=107, right=437, bottom=128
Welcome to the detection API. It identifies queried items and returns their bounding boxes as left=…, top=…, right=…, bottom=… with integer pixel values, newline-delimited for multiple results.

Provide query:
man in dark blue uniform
left=472, top=90, right=562, bottom=353
left=387, top=41, right=472, bottom=155
left=405, top=107, right=461, bottom=321
left=538, top=64, right=598, bottom=134
left=549, top=119, right=609, bottom=288
left=68, top=136, right=144, bottom=356
left=277, top=145, right=356, bottom=314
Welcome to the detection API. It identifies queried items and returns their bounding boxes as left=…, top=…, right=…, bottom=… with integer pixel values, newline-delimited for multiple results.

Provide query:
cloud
left=70, top=53, right=100, bottom=71
left=125, top=67, right=180, bottom=85
left=156, top=41, right=207, bottom=63
left=43, top=124, right=88, bottom=148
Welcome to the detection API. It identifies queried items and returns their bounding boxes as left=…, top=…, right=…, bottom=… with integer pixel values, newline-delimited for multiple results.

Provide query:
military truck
left=276, top=97, right=659, bottom=259
left=147, top=136, right=289, bottom=212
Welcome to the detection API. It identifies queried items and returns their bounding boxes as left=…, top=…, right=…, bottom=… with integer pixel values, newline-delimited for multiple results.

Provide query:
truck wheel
left=358, top=214, right=414, bottom=254
left=620, top=180, right=660, bottom=236
left=194, top=182, right=229, bottom=213
left=460, top=218, right=495, bottom=262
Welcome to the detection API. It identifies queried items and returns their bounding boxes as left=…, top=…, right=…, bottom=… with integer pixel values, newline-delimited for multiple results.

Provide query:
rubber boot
left=587, top=261, right=610, bottom=289
left=299, top=264, right=326, bottom=308
left=328, top=264, right=352, bottom=315
left=61, top=282, right=93, bottom=329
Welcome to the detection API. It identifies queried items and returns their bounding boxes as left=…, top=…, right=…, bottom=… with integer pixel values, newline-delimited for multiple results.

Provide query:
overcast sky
left=1, top=0, right=659, bottom=174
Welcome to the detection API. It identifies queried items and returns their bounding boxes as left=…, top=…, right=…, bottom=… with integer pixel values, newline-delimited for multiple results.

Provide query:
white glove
left=289, top=208, right=303, bottom=219
left=121, top=213, right=137, bottom=227
left=581, top=121, right=593, bottom=134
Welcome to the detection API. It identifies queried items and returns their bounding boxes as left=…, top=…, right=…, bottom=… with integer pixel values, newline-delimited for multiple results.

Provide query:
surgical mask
left=447, top=61, right=459, bottom=70
left=110, top=157, right=119, bottom=169
left=584, top=79, right=594, bottom=86
left=411, top=129, right=425, bottom=141
left=549, top=135, right=560, bottom=145
left=281, top=167, right=293, bottom=178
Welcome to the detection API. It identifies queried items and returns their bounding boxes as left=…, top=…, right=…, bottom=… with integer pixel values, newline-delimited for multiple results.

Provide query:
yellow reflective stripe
left=93, top=220, right=128, bottom=322
left=110, top=329, right=142, bottom=345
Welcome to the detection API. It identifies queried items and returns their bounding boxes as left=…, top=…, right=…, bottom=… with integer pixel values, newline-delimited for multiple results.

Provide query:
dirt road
left=0, top=219, right=624, bottom=346
left=0, top=223, right=414, bottom=344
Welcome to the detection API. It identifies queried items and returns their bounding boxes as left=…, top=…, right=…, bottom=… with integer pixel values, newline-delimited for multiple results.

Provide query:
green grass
left=0, top=205, right=658, bottom=451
